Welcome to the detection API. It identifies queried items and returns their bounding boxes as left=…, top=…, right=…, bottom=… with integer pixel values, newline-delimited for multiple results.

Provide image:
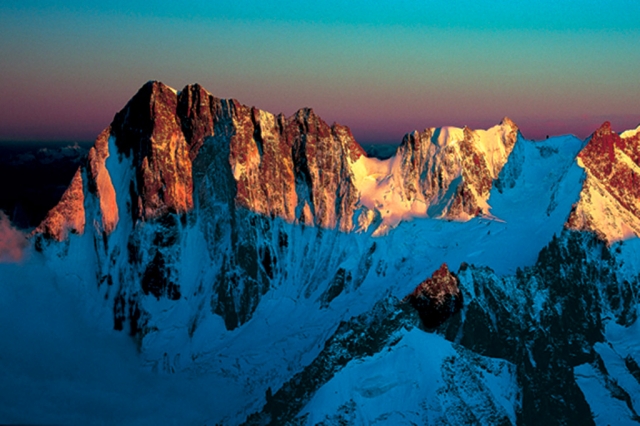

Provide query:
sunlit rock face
left=33, top=168, right=85, bottom=242
left=567, top=121, right=640, bottom=243
left=394, top=117, right=518, bottom=221
left=87, top=129, right=119, bottom=234
left=111, top=81, right=193, bottom=221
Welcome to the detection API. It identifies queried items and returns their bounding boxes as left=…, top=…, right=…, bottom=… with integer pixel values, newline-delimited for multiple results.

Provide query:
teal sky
left=1, top=1, right=639, bottom=142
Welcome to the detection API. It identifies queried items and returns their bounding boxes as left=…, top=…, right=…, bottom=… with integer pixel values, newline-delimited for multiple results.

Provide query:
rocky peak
left=578, top=121, right=616, bottom=175
left=34, top=127, right=117, bottom=243
left=500, top=116, right=518, bottom=130
left=406, top=263, right=463, bottom=328
left=567, top=122, right=640, bottom=242
left=33, top=168, right=85, bottom=242
left=176, top=83, right=220, bottom=160
left=111, top=81, right=177, bottom=154
left=332, top=123, right=366, bottom=161
left=282, top=105, right=361, bottom=230
left=35, top=81, right=522, bottom=242
left=112, top=81, right=193, bottom=221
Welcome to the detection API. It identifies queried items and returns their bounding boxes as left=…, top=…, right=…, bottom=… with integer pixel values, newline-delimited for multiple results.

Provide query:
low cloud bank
left=0, top=212, right=28, bottom=262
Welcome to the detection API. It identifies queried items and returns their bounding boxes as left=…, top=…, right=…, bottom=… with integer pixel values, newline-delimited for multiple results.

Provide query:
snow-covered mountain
left=2, top=81, right=640, bottom=425
left=567, top=121, right=640, bottom=242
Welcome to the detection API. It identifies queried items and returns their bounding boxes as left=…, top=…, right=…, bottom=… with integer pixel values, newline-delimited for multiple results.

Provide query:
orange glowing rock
left=88, top=129, right=119, bottom=234
left=34, top=168, right=85, bottom=241
left=567, top=122, right=640, bottom=243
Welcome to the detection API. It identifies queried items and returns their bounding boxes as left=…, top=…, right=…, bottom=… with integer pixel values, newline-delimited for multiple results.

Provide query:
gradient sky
left=1, top=1, right=639, bottom=143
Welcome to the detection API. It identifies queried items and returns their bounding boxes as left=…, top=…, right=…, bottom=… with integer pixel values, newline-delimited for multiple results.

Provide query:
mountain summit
left=567, top=121, right=640, bottom=242
left=8, top=81, right=640, bottom=425
left=36, top=81, right=522, bottom=242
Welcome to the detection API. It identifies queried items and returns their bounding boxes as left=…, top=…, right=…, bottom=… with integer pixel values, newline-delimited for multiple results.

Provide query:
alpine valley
left=2, top=81, right=640, bottom=425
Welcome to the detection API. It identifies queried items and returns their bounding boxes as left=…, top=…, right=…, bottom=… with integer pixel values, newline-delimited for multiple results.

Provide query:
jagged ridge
left=36, top=81, right=520, bottom=242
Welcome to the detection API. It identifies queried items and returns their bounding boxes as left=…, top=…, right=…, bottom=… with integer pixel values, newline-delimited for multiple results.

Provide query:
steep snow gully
left=2, top=81, right=640, bottom=425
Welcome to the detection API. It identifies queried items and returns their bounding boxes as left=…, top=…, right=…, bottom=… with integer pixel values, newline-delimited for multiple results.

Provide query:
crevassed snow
left=371, top=134, right=585, bottom=276
left=471, top=124, right=516, bottom=177
left=350, top=155, right=428, bottom=233
left=575, top=321, right=640, bottom=426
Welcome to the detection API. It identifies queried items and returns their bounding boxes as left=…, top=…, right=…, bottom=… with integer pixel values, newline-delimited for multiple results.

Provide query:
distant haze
left=1, top=1, right=639, bottom=142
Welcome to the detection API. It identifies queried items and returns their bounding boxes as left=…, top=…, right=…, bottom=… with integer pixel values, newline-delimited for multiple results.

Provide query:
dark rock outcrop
left=406, top=263, right=463, bottom=328
left=440, top=231, right=638, bottom=426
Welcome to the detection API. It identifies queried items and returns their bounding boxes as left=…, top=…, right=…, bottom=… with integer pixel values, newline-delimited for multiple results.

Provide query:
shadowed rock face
left=406, top=263, right=463, bottom=329
left=438, top=231, right=634, bottom=426
left=567, top=121, right=640, bottom=242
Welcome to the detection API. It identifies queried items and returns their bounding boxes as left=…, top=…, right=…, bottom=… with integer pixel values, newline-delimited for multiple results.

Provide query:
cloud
left=0, top=212, right=28, bottom=263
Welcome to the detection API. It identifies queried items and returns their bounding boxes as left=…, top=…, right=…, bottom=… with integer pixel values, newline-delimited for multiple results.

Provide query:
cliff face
left=567, top=122, right=640, bottom=242
left=111, top=81, right=193, bottom=221
left=179, top=85, right=366, bottom=232
left=87, top=129, right=119, bottom=234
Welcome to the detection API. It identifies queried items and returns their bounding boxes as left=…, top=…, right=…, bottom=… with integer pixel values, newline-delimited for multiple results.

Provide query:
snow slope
left=300, top=330, right=519, bottom=425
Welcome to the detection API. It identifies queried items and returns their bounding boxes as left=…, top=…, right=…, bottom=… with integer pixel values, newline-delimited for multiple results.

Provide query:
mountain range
left=2, top=80, right=640, bottom=425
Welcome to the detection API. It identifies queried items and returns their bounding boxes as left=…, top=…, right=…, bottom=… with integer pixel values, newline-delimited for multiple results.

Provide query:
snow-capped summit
left=350, top=118, right=518, bottom=234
